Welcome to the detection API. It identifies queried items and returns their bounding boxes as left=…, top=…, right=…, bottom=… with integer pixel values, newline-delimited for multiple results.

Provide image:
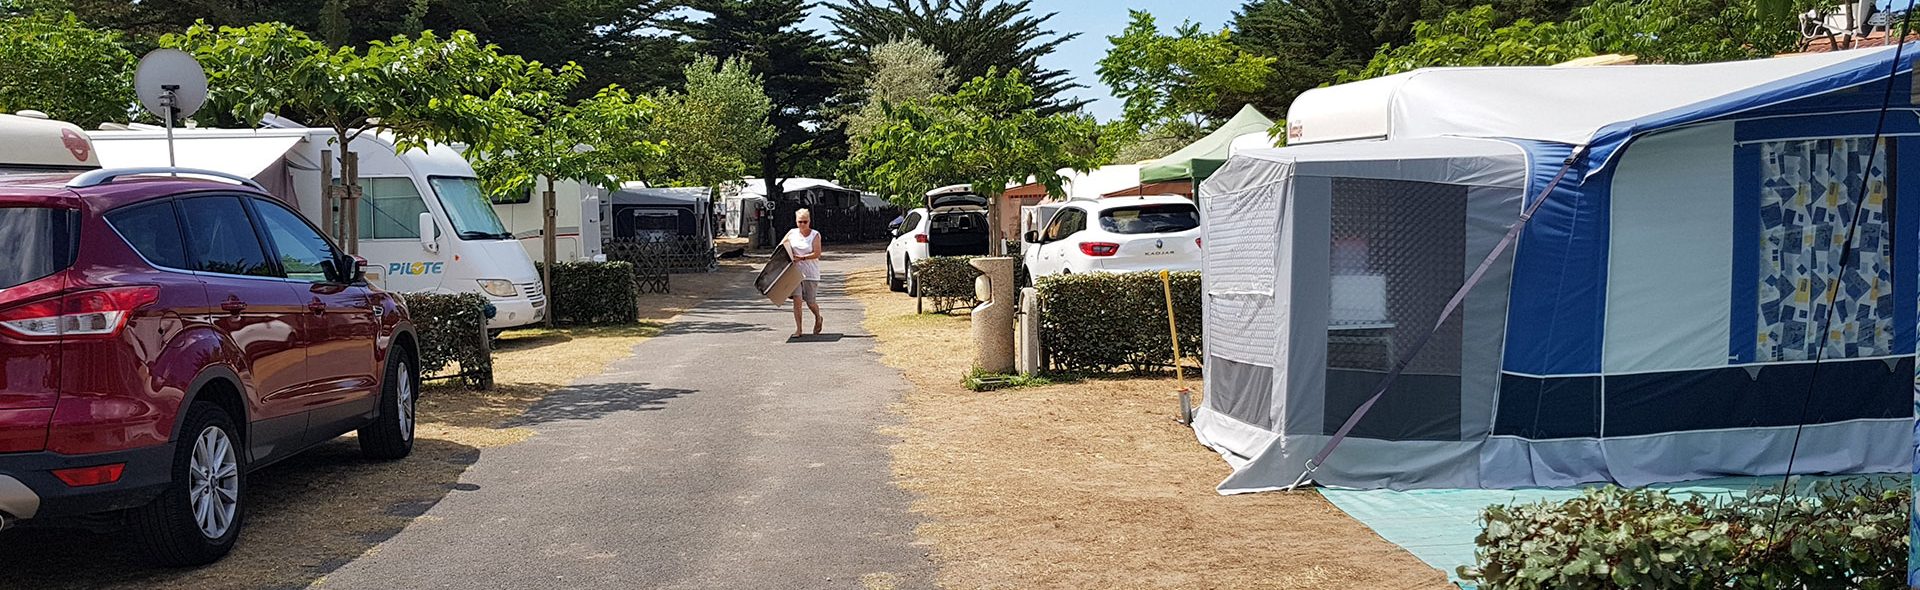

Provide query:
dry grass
left=847, top=266, right=1450, bottom=590
left=0, top=259, right=757, bottom=590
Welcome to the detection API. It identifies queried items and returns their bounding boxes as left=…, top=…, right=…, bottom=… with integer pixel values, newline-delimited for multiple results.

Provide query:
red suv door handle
left=220, top=299, right=248, bottom=314
left=307, top=299, right=327, bottom=315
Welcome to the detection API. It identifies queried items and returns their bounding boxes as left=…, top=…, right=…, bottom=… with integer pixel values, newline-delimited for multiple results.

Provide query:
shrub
left=537, top=260, right=640, bottom=325
left=1461, top=480, right=1908, bottom=589
left=1037, top=271, right=1201, bottom=372
left=402, top=292, right=493, bottom=389
left=912, top=256, right=982, bottom=312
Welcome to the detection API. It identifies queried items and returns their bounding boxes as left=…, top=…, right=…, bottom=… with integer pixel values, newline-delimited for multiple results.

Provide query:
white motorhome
left=486, top=175, right=606, bottom=263
left=0, top=112, right=101, bottom=173
left=90, top=125, right=548, bottom=329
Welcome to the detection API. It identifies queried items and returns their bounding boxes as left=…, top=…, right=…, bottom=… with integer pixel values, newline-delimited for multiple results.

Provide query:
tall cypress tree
left=665, top=0, right=846, bottom=202
left=828, top=0, right=1084, bottom=113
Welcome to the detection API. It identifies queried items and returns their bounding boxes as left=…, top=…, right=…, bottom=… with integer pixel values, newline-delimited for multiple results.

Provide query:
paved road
left=319, top=252, right=934, bottom=590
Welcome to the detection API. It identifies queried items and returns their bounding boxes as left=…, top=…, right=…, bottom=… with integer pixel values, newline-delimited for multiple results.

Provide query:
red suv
left=0, top=169, right=418, bottom=565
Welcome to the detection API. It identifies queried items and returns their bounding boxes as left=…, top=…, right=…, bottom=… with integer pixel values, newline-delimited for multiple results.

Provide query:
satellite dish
left=134, top=48, right=207, bottom=120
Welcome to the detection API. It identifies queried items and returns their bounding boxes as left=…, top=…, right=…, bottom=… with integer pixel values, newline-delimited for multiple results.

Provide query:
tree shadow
left=502, top=382, right=697, bottom=427
left=661, top=320, right=772, bottom=335
left=0, top=437, right=481, bottom=590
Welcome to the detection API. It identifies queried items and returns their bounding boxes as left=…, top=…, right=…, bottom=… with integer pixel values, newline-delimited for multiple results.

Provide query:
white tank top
left=787, top=229, right=821, bottom=280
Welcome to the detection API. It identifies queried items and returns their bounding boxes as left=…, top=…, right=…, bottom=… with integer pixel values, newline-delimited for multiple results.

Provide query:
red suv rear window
left=0, top=206, right=76, bottom=289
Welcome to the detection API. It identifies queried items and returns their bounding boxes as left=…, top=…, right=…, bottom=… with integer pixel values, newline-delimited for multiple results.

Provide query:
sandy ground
left=0, top=259, right=757, bottom=590
left=845, top=265, right=1451, bottom=590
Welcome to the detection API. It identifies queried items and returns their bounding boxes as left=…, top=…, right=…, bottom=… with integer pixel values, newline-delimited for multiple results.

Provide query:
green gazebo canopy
left=1139, top=105, right=1275, bottom=184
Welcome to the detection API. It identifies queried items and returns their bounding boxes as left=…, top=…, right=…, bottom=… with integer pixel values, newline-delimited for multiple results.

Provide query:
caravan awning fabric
left=1139, top=105, right=1275, bottom=184
left=92, top=134, right=304, bottom=178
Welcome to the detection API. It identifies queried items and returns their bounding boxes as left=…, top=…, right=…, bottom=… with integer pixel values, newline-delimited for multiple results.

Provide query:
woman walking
left=784, top=209, right=825, bottom=338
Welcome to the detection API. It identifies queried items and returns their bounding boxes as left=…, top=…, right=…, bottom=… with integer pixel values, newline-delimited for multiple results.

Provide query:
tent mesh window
left=1754, top=137, right=1896, bottom=361
left=1324, top=178, right=1467, bottom=441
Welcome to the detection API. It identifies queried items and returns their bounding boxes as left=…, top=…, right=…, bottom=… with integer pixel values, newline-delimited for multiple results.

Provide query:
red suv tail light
left=1079, top=242, right=1120, bottom=257
left=0, top=286, right=159, bottom=340
left=914, top=234, right=928, bottom=243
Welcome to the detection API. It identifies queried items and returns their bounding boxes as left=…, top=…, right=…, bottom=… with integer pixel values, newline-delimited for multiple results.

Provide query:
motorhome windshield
left=429, top=176, right=512, bottom=240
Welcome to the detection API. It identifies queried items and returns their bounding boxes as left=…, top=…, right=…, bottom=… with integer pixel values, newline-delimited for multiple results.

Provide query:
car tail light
left=914, top=234, right=928, bottom=243
left=0, top=286, right=159, bottom=340
left=1079, top=242, right=1120, bottom=257
left=53, top=463, right=125, bottom=487
left=1196, top=237, right=1203, bottom=249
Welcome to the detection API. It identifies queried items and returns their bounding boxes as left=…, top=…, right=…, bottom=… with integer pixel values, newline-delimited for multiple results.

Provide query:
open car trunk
left=925, top=192, right=990, bottom=257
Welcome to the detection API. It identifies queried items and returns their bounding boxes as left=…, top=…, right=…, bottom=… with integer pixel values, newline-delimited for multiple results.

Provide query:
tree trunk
left=341, top=145, right=360, bottom=256
left=542, top=176, right=557, bottom=328
left=987, top=188, right=1004, bottom=256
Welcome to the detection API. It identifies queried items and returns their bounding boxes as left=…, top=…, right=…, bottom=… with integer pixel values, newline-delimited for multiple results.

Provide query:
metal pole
left=161, top=85, right=179, bottom=172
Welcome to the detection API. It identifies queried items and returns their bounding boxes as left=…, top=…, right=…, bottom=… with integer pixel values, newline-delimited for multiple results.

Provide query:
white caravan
left=0, top=112, right=101, bottom=173
left=487, top=175, right=607, bottom=263
left=90, top=125, right=548, bottom=329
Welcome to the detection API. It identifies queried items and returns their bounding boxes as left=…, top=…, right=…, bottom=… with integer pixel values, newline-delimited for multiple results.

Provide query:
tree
left=665, top=0, right=845, bottom=207
left=164, top=21, right=575, bottom=253
left=649, top=55, right=776, bottom=191
left=828, top=0, right=1084, bottom=113
left=842, top=39, right=952, bottom=155
left=1098, top=11, right=1273, bottom=155
left=1344, top=5, right=1592, bottom=80
left=846, top=69, right=1107, bottom=254
left=1572, top=0, right=1800, bottom=64
left=471, top=84, right=663, bottom=326
left=47, top=0, right=689, bottom=97
left=0, top=10, right=134, bottom=127
left=1340, top=0, right=1805, bottom=82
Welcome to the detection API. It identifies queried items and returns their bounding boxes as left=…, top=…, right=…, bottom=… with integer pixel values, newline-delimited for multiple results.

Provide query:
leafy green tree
left=1345, top=5, right=1592, bottom=80
left=470, top=84, right=663, bottom=326
left=1573, top=0, right=1801, bottom=64
left=0, top=10, right=134, bottom=127
left=1098, top=10, right=1274, bottom=155
left=846, top=69, right=1107, bottom=253
left=665, top=0, right=845, bottom=204
left=828, top=0, right=1084, bottom=113
left=47, top=0, right=687, bottom=97
left=164, top=21, right=576, bottom=252
left=649, top=55, right=776, bottom=192
left=842, top=39, right=953, bottom=155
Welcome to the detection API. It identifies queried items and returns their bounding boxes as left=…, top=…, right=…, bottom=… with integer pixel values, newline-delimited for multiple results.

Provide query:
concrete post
left=1016, top=286, right=1042, bottom=375
left=969, top=257, right=1017, bottom=373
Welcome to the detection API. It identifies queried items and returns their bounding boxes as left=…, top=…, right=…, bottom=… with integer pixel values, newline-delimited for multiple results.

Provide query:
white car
left=886, top=186, right=990, bottom=295
left=1022, top=195, right=1202, bottom=284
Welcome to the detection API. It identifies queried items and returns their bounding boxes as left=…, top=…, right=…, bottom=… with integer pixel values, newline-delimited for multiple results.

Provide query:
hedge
left=537, top=260, right=641, bottom=325
left=1460, top=481, right=1908, bottom=589
left=912, top=256, right=982, bottom=313
left=403, top=292, right=493, bottom=389
left=1037, top=271, right=1200, bottom=372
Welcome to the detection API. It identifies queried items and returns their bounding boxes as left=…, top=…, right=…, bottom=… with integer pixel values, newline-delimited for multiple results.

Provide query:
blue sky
left=804, top=1, right=1242, bottom=122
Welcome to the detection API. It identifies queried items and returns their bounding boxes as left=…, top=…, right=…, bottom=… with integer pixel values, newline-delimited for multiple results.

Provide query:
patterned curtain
left=1754, top=137, right=1895, bottom=362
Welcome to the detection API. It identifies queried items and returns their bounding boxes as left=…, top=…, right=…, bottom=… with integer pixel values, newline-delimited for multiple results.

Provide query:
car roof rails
left=67, top=167, right=268, bottom=192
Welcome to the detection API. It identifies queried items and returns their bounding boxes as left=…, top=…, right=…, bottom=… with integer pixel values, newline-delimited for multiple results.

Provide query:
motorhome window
left=354, top=177, right=429, bottom=239
left=179, top=196, right=277, bottom=278
left=429, top=176, right=512, bottom=240
left=0, top=206, right=75, bottom=289
left=1099, top=204, right=1199, bottom=234
left=106, top=201, right=189, bottom=270
left=254, top=199, right=338, bottom=283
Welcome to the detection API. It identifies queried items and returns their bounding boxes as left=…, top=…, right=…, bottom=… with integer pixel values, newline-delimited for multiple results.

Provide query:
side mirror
left=1023, top=230, right=1040, bottom=244
left=418, top=212, right=439, bottom=253
left=349, top=254, right=370, bottom=283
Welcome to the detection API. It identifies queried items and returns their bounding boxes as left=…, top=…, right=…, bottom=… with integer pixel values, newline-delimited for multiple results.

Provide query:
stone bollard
left=968, top=257, right=1017, bottom=374
left=1016, top=286, right=1042, bottom=375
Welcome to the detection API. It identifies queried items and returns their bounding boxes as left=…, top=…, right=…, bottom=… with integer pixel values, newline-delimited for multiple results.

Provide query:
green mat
left=1318, top=476, right=1880, bottom=589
